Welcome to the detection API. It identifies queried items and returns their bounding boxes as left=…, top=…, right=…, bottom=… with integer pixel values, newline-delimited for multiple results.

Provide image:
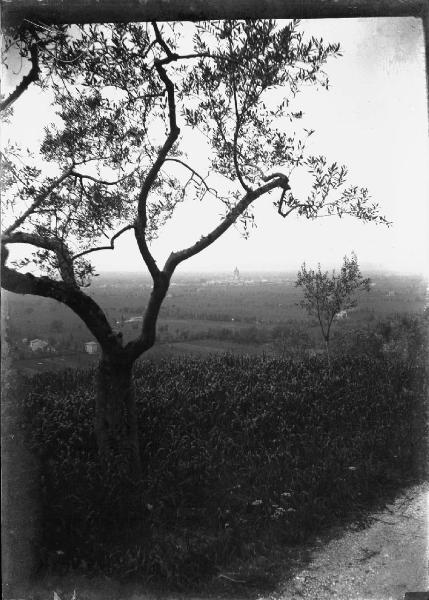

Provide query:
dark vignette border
left=1, top=1, right=428, bottom=597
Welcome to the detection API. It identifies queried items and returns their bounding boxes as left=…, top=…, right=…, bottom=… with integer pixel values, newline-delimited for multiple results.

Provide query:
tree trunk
left=95, top=355, right=142, bottom=482
left=324, top=338, right=331, bottom=370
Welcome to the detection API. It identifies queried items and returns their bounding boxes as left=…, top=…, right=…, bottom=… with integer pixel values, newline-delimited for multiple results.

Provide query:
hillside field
left=4, top=270, right=427, bottom=373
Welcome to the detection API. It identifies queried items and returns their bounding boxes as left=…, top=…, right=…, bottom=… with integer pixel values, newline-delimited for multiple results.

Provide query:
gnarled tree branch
left=2, top=230, right=77, bottom=286
left=134, top=23, right=180, bottom=280
left=0, top=44, right=40, bottom=112
left=163, top=174, right=289, bottom=275
left=1, top=245, right=122, bottom=356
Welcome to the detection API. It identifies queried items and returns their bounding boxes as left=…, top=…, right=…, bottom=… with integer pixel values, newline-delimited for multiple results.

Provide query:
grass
left=9, top=317, right=426, bottom=591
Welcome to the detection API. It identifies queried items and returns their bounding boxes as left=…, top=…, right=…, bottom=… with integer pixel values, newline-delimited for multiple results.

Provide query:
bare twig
left=164, top=157, right=229, bottom=203
left=3, top=164, right=75, bottom=235
left=228, top=34, right=251, bottom=193
left=72, top=224, right=133, bottom=260
left=70, top=168, right=135, bottom=186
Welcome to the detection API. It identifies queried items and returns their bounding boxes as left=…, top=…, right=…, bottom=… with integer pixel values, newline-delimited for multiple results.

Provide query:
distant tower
left=233, top=266, right=240, bottom=280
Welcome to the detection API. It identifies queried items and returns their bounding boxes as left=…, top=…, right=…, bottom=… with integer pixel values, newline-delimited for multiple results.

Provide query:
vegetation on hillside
left=14, top=314, right=427, bottom=588
left=296, top=253, right=371, bottom=359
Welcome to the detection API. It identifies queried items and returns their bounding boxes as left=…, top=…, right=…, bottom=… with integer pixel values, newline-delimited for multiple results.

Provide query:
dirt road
left=270, top=483, right=428, bottom=600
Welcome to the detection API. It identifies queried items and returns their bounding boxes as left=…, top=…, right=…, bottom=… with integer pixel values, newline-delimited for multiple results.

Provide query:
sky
left=3, top=17, right=429, bottom=276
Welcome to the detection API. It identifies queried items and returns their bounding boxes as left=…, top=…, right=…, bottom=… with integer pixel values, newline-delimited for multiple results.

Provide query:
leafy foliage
left=2, top=20, right=388, bottom=280
left=181, top=20, right=340, bottom=186
left=296, top=253, right=371, bottom=349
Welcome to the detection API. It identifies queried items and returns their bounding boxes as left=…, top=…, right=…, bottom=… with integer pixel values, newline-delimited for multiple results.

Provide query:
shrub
left=333, top=313, right=427, bottom=362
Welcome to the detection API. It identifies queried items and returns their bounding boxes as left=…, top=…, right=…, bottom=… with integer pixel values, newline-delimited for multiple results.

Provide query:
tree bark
left=95, top=354, right=142, bottom=482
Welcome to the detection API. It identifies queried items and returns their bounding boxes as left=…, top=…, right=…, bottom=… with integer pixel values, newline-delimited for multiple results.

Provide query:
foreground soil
left=269, top=481, right=428, bottom=600
left=4, top=482, right=427, bottom=600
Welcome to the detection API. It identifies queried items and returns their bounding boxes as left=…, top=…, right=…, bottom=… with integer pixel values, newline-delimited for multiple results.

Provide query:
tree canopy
left=1, top=20, right=387, bottom=360
left=296, top=252, right=371, bottom=352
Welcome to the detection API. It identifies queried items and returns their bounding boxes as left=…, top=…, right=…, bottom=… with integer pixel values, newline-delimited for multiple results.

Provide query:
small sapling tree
left=1, top=21, right=386, bottom=480
left=296, top=253, right=371, bottom=361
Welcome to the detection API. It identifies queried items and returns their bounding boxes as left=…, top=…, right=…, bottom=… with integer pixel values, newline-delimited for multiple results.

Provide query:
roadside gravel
left=268, top=483, right=428, bottom=600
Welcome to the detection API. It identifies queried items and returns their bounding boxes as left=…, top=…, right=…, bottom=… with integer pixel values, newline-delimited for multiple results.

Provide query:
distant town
left=3, top=267, right=426, bottom=375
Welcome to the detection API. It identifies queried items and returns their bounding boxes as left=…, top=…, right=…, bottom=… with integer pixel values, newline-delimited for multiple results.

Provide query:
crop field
left=13, top=328, right=427, bottom=587
left=3, top=270, right=428, bottom=589
left=4, top=270, right=427, bottom=374
left=11, top=353, right=100, bottom=376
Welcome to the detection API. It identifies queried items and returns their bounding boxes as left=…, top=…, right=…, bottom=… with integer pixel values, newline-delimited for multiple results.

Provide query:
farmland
left=3, top=269, right=427, bottom=373
left=12, top=345, right=428, bottom=588
left=3, top=268, right=428, bottom=590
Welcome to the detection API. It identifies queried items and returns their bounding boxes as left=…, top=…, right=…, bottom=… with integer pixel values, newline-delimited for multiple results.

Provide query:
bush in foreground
left=17, top=345, right=426, bottom=585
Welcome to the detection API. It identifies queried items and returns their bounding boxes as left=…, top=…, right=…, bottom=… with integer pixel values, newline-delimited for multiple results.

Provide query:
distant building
left=29, top=339, right=49, bottom=352
left=85, top=341, right=98, bottom=354
left=387, top=290, right=395, bottom=297
left=233, top=266, right=240, bottom=280
left=127, top=316, right=143, bottom=323
left=334, top=310, right=348, bottom=320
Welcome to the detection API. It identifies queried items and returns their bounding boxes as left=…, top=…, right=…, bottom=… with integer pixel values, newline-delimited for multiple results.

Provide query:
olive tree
left=1, top=20, right=387, bottom=478
left=296, top=253, right=371, bottom=360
